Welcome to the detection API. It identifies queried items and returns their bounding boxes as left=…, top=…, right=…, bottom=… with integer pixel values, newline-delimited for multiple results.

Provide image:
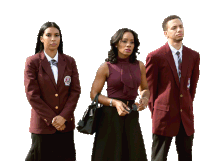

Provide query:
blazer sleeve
left=190, top=53, right=199, bottom=101
left=24, top=56, right=57, bottom=126
left=145, top=54, right=158, bottom=115
left=59, top=58, right=81, bottom=121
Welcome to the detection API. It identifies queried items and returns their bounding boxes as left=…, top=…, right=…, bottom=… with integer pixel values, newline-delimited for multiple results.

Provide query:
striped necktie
left=176, top=51, right=182, bottom=81
left=50, top=59, right=58, bottom=84
left=50, top=59, right=58, bottom=67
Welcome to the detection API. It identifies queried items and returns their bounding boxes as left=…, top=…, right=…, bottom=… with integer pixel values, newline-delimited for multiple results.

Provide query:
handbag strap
left=91, top=93, right=100, bottom=105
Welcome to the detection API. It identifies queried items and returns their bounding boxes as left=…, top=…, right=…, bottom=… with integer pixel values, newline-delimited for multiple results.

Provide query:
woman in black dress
left=25, top=22, right=81, bottom=161
left=90, top=28, right=149, bottom=161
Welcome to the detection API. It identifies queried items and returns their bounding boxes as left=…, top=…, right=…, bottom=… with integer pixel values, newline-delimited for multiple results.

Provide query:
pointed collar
left=44, top=50, right=58, bottom=62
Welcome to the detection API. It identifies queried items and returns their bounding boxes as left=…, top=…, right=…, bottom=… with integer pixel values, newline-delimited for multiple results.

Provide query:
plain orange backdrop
left=1, top=0, right=199, bottom=161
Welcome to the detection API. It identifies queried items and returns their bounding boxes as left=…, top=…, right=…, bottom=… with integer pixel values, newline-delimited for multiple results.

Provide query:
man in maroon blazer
left=146, top=15, right=199, bottom=161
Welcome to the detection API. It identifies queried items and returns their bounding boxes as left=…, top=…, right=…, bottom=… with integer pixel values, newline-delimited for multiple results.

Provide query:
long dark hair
left=105, top=28, right=140, bottom=64
left=35, top=22, right=63, bottom=54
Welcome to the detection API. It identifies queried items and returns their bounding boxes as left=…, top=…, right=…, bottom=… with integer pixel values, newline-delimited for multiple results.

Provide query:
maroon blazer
left=146, top=43, right=199, bottom=137
left=24, top=51, right=81, bottom=134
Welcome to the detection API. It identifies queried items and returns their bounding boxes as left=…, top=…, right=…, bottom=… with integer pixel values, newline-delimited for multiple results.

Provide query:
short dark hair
left=35, top=22, right=63, bottom=54
left=162, top=15, right=182, bottom=31
left=105, top=28, right=140, bottom=64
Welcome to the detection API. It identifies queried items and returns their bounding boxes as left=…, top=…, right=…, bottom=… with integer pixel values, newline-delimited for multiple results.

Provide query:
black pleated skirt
left=25, top=130, right=76, bottom=161
left=92, top=105, right=147, bottom=161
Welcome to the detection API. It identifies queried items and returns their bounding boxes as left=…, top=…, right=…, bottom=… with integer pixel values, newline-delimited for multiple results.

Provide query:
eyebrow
left=45, top=32, right=60, bottom=34
left=122, top=38, right=134, bottom=41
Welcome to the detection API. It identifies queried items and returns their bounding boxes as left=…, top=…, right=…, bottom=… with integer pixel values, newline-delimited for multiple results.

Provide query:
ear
left=40, top=36, right=44, bottom=43
left=164, top=31, right=168, bottom=38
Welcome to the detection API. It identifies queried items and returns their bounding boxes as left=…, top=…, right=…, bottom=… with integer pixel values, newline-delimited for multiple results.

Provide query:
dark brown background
left=0, top=0, right=200, bottom=161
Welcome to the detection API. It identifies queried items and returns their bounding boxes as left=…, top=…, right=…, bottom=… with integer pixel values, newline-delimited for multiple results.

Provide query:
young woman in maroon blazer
left=90, top=28, right=150, bottom=161
left=24, top=22, right=81, bottom=161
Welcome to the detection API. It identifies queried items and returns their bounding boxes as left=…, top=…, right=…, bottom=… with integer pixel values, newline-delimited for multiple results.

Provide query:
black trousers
left=152, top=122, right=194, bottom=161
left=25, top=130, right=76, bottom=161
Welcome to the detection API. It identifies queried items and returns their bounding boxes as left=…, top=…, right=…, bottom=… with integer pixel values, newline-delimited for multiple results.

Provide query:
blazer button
left=180, top=94, right=183, bottom=97
left=44, top=119, right=47, bottom=122
left=71, top=118, right=73, bottom=121
left=55, top=106, right=58, bottom=109
left=180, top=109, right=183, bottom=112
left=55, top=94, right=58, bottom=97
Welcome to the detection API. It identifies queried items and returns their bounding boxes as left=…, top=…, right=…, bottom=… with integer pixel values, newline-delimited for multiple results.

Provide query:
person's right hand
left=112, top=99, right=130, bottom=116
left=54, top=123, right=66, bottom=131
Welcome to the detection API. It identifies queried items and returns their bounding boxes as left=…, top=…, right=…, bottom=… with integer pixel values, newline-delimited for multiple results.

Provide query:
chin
left=175, top=38, right=183, bottom=43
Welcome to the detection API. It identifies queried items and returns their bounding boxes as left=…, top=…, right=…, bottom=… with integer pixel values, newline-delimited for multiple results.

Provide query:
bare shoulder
left=138, top=60, right=145, bottom=69
left=138, top=60, right=146, bottom=74
left=97, top=62, right=109, bottom=77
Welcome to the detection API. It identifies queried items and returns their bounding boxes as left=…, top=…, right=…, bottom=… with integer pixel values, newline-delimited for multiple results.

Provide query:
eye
left=122, top=40, right=127, bottom=43
left=55, top=34, right=60, bottom=37
left=130, top=42, right=134, bottom=44
left=171, top=26, right=177, bottom=30
left=46, top=33, right=51, bottom=37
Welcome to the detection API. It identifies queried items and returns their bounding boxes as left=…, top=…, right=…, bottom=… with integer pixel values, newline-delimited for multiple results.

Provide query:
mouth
left=125, top=49, right=132, bottom=52
left=51, top=43, right=57, bottom=46
left=177, top=33, right=183, bottom=37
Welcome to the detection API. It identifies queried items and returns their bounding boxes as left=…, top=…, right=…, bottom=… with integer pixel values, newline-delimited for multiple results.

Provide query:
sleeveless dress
left=91, top=57, right=147, bottom=161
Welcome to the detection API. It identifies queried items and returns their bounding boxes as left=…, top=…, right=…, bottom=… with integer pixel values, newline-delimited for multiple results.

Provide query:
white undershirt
left=44, top=50, right=58, bottom=84
left=168, top=42, right=183, bottom=74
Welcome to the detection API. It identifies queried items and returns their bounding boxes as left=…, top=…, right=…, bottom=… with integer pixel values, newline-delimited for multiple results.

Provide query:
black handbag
left=76, top=93, right=101, bottom=135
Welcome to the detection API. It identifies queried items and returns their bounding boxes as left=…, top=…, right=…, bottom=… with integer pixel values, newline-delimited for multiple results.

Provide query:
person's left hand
left=52, top=115, right=66, bottom=129
left=136, top=97, right=149, bottom=111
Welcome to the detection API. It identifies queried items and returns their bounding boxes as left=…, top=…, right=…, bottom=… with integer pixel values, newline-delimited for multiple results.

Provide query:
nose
left=126, top=42, right=131, bottom=47
left=177, top=27, right=183, bottom=32
left=51, top=36, right=56, bottom=41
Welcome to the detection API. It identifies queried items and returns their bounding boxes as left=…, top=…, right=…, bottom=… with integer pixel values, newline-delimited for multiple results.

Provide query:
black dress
left=91, top=58, right=147, bottom=161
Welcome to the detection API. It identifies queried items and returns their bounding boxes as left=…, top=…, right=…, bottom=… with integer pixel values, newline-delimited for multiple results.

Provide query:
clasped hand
left=52, top=115, right=66, bottom=131
left=114, top=98, right=148, bottom=116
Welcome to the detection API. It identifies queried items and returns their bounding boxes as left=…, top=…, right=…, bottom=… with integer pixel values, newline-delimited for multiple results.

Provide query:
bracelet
left=109, top=99, right=113, bottom=106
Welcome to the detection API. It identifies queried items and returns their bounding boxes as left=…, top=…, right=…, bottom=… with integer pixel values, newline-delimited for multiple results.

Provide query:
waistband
left=111, top=98, right=135, bottom=109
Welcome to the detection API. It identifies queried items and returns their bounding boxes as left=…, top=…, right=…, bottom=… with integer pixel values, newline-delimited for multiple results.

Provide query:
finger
left=124, top=105, right=131, bottom=111
left=121, top=104, right=129, bottom=114
left=137, top=106, right=145, bottom=111
left=52, top=122, right=59, bottom=127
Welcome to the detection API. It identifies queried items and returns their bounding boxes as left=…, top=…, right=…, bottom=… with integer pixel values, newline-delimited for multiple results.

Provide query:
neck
left=168, top=39, right=182, bottom=50
left=118, top=52, right=130, bottom=59
left=44, top=49, right=57, bottom=58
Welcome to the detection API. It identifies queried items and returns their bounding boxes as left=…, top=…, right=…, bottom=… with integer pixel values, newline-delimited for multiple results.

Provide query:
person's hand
left=112, top=99, right=130, bottom=116
left=136, top=97, right=149, bottom=111
left=52, top=115, right=66, bottom=129
left=56, top=124, right=66, bottom=131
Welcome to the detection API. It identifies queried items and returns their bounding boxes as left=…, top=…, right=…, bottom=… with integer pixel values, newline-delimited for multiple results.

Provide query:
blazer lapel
left=57, top=53, right=67, bottom=87
left=40, top=51, right=57, bottom=89
left=164, top=43, right=180, bottom=88
left=180, top=46, right=190, bottom=84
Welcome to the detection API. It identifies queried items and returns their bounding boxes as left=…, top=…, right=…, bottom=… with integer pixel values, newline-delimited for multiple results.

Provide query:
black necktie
left=176, top=51, right=182, bottom=81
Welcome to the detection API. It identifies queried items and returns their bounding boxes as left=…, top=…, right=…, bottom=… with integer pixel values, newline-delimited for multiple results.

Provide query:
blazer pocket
left=154, top=103, right=169, bottom=111
left=153, top=103, right=169, bottom=126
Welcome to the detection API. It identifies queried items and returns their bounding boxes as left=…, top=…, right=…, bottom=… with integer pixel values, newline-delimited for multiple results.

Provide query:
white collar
left=44, top=50, right=58, bottom=62
left=168, top=42, right=183, bottom=56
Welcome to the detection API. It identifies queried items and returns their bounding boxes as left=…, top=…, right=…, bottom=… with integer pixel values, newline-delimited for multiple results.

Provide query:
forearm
left=91, top=93, right=117, bottom=107
left=140, top=89, right=150, bottom=99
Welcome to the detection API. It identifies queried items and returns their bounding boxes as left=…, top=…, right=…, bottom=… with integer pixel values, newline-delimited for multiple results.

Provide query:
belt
left=111, top=98, right=138, bottom=112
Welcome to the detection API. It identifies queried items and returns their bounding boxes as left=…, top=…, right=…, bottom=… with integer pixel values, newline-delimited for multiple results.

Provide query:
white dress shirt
left=44, top=50, right=58, bottom=84
left=168, top=42, right=183, bottom=75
